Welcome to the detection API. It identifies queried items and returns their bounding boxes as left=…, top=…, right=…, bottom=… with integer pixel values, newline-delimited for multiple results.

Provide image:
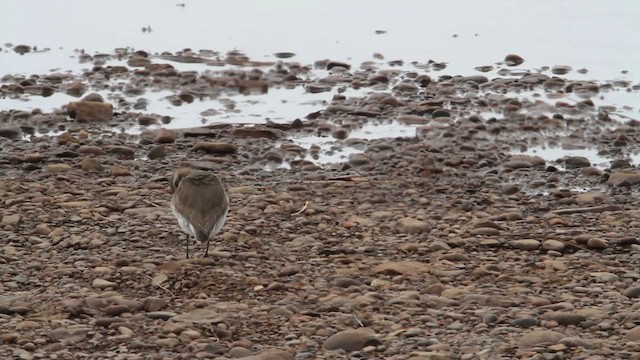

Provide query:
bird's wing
left=174, top=179, right=229, bottom=234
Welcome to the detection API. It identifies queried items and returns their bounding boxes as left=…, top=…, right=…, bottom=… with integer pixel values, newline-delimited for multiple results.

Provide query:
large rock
left=67, top=101, right=113, bottom=122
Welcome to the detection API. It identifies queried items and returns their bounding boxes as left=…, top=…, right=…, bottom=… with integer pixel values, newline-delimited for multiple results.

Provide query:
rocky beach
left=2, top=1, right=640, bottom=359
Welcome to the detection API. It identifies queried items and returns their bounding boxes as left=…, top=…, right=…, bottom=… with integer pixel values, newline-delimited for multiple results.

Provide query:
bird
left=170, top=167, right=229, bottom=258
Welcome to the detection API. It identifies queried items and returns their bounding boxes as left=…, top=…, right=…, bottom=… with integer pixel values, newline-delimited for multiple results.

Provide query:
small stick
left=292, top=201, right=309, bottom=215
left=145, top=274, right=174, bottom=297
left=353, top=314, right=364, bottom=327
left=209, top=323, right=220, bottom=342
left=143, top=199, right=166, bottom=208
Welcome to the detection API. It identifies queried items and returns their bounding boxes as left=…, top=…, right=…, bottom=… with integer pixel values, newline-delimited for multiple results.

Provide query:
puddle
left=521, top=146, right=612, bottom=169
left=478, top=88, right=639, bottom=122
left=288, top=121, right=419, bottom=165
left=3, top=85, right=331, bottom=131
left=292, top=135, right=362, bottom=165
left=518, top=144, right=640, bottom=170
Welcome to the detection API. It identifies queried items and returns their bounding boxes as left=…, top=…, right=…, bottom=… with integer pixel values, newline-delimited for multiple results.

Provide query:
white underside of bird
left=171, top=202, right=228, bottom=243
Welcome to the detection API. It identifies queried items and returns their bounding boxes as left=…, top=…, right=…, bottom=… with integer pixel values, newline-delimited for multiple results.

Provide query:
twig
left=143, top=199, right=166, bottom=208
left=353, top=314, right=364, bottom=327
left=145, top=274, right=174, bottom=297
left=292, top=201, right=308, bottom=215
left=209, top=323, right=220, bottom=342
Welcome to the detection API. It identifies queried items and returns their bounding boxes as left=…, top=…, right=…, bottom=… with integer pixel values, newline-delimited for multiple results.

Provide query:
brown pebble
left=110, top=166, right=131, bottom=177
left=154, top=129, right=177, bottom=144
left=193, top=141, right=237, bottom=154
left=148, top=145, right=167, bottom=160
left=504, top=54, right=525, bottom=66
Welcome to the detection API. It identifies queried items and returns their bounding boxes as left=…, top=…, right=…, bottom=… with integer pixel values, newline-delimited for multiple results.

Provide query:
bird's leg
left=186, top=236, right=190, bottom=259
left=203, top=240, right=210, bottom=258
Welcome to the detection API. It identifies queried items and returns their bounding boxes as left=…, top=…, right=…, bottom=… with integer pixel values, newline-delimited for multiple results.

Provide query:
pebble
left=0, top=126, right=22, bottom=139
left=504, top=54, right=525, bottom=66
left=148, top=145, right=167, bottom=159
left=623, top=287, right=640, bottom=298
left=1, top=214, right=21, bottom=227
left=142, top=297, right=167, bottom=312
left=228, top=346, right=253, bottom=357
left=156, top=338, right=180, bottom=348
left=542, top=240, right=565, bottom=251
left=67, top=100, right=113, bottom=122
left=395, top=217, right=430, bottom=234
left=146, top=311, right=177, bottom=320
left=587, top=238, right=609, bottom=249
left=104, top=304, right=130, bottom=316
left=81, top=156, right=104, bottom=172
left=590, top=272, right=618, bottom=283
left=118, top=326, right=134, bottom=337
left=470, top=227, right=499, bottom=236
left=519, top=330, right=564, bottom=346
left=627, top=326, right=640, bottom=341
left=511, top=317, right=538, bottom=328
left=239, top=349, right=294, bottom=360
left=110, top=166, right=132, bottom=177
left=154, top=129, right=177, bottom=143
left=607, top=172, right=640, bottom=186
left=46, top=163, right=73, bottom=173
left=540, top=312, right=586, bottom=326
left=510, top=239, right=540, bottom=250
left=349, top=153, right=371, bottom=166
left=92, top=279, right=118, bottom=289
left=372, top=261, right=430, bottom=276
left=47, top=328, right=88, bottom=344
left=323, top=328, right=381, bottom=352
left=193, top=141, right=237, bottom=154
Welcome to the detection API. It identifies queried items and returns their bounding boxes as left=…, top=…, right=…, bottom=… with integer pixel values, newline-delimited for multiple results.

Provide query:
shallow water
left=2, top=0, right=640, bottom=162
left=521, top=146, right=612, bottom=169
left=520, top=145, right=640, bottom=170
left=3, top=0, right=640, bottom=77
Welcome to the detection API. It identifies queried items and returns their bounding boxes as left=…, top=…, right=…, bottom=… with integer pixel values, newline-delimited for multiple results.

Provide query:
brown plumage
left=170, top=167, right=229, bottom=258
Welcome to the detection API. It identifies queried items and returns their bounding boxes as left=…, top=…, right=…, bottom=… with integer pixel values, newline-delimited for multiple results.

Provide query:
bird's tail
left=195, top=230, right=209, bottom=244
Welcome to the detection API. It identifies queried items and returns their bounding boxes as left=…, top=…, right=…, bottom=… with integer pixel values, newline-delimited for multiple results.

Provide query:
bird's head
left=170, top=167, right=194, bottom=193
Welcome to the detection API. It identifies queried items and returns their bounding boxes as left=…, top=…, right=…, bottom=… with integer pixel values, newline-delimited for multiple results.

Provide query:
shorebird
left=170, top=167, right=229, bottom=258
